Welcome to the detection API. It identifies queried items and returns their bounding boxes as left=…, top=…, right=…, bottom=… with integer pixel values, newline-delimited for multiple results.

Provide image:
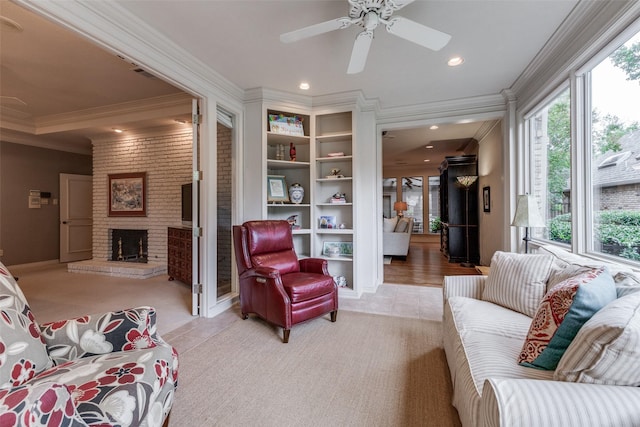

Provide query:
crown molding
left=34, top=93, right=192, bottom=134
left=512, top=0, right=640, bottom=110
left=376, top=93, right=506, bottom=125
left=244, top=87, right=313, bottom=111
left=0, top=128, right=91, bottom=155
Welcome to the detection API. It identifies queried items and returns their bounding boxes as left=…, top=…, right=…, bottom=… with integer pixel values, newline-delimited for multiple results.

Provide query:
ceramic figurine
left=288, top=183, right=304, bottom=204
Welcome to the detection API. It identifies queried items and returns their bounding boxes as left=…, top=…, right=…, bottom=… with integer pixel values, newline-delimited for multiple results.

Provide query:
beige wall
left=0, top=141, right=92, bottom=265
left=477, top=121, right=504, bottom=265
left=92, top=130, right=192, bottom=262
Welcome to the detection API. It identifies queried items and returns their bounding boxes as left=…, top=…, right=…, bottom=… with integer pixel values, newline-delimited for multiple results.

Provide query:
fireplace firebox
left=111, top=229, right=148, bottom=263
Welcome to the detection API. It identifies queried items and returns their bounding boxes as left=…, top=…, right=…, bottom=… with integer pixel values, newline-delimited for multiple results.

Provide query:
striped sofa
left=443, top=246, right=640, bottom=427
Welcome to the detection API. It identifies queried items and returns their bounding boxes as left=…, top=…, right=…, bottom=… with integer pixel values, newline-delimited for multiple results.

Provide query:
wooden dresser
left=167, top=227, right=192, bottom=284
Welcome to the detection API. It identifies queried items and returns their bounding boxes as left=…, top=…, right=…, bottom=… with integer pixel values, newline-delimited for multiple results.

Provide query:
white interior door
left=191, top=98, right=201, bottom=316
left=59, top=173, right=92, bottom=263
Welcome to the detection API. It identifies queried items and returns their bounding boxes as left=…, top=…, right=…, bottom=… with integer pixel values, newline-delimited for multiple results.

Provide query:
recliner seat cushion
left=281, top=273, right=335, bottom=303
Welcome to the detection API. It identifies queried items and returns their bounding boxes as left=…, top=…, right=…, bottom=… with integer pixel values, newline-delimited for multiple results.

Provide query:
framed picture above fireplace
left=108, top=172, right=147, bottom=217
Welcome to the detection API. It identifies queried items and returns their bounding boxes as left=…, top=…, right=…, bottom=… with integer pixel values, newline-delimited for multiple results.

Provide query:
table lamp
left=394, top=201, right=408, bottom=217
left=511, top=194, right=546, bottom=253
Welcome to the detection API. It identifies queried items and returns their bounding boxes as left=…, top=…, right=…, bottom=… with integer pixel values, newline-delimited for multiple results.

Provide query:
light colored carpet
left=170, top=310, right=460, bottom=427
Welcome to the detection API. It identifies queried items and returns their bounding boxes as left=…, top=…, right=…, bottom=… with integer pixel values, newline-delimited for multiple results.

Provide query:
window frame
left=521, top=17, right=640, bottom=268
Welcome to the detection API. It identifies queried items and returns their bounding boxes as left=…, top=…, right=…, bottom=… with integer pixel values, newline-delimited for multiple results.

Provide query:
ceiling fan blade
left=385, top=16, right=451, bottom=51
left=347, top=30, right=373, bottom=74
left=280, top=18, right=353, bottom=44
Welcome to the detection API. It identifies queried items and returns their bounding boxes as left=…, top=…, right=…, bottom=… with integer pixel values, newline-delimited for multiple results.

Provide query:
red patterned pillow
left=518, top=267, right=616, bottom=370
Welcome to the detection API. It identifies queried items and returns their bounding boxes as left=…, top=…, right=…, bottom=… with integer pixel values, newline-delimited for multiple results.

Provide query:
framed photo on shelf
left=322, top=241, right=353, bottom=257
left=483, top=186, right=491, bottom=212
left=319, top=215, right=337, bottom=229
left=108, top=172, right=146, bottom=217
left=267, top=175, right=289, bottom=203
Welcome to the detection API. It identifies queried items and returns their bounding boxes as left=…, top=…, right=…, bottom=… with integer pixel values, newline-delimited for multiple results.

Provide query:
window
left=528, top=88, right=571, bottom=244
left=588, top=30, right=640, bottom=262
left=402, top=177, right=423, bottom=233
left=526, top=26, right=640, bottom=265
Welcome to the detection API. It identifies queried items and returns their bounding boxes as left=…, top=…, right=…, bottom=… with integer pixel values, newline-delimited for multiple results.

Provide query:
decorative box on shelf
left=268, top=114, right=304, bottom=136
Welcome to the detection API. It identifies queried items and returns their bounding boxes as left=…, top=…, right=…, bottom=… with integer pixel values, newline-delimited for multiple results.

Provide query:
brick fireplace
left=111, top=229, right=148, bottom=263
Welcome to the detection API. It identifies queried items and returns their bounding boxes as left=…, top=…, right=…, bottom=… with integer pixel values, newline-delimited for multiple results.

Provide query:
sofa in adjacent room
left=443, top=245, right=640, bottom=427
left=0, top=261, right=178, bottom=426
left=383, top=216, right=414, bottom=257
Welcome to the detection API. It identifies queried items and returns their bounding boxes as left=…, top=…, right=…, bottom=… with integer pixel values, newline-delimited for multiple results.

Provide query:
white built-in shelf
left=320, top=255, right=353, bottom=262
left=267, top=132, right=310, bottom=144
left=316, top=228, right=352, bottom=234
left=316, top=132, right=352, bottom=142
left=267, top=159, right=310, bottom=169
left=316, top=155, right=353, bottom=163
left=316, top=177, right=353, bottom=182
left=267, top=203, right=311, bottom=207
left=292, top=229, right=312, bottom=235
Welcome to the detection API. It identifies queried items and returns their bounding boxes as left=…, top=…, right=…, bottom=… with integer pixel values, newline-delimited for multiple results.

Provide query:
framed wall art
left=483, top=186, right=491, bottom=212
left=109, top=172, right=147, bottom=217
left=267, top=175, right=289, bottom=203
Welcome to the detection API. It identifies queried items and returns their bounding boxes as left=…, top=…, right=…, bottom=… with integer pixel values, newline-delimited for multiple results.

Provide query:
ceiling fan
left=280, top=0, right=451, bottom=74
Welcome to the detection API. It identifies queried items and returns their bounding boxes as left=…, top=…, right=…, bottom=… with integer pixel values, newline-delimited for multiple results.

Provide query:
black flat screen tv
left=181, top=183, right=193, bottom=226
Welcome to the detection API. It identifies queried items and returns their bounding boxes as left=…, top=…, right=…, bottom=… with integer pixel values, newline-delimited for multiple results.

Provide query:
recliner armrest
left=0, top=382, right=87, bottom=426
left=299, top=258, right=329, bottom=275
left=40, top=306, right=168, bottom=365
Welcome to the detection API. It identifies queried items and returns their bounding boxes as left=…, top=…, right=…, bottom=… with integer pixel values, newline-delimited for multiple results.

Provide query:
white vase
left=289, top=183, right=304, bottom=204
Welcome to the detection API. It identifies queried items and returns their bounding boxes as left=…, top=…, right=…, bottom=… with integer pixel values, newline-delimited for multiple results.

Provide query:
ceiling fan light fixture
left=448, top=56, right=464, bottom=67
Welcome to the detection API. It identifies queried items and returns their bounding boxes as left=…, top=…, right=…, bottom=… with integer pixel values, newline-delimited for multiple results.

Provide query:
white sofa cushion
left=383, top=216, right=398, bottom=233
left=555, top=290, right=640, bottom=386
left=482, top=251, right=553, bottom=317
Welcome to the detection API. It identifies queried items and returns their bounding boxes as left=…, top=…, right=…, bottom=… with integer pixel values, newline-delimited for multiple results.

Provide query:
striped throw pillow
left=482, top=251, right=553, bottom=317
left=555, top=290, right=640, bottom=385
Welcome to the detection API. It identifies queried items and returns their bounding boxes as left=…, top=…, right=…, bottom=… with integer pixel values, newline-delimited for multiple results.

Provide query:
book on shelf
left=330, top=192, right=347, bottom=204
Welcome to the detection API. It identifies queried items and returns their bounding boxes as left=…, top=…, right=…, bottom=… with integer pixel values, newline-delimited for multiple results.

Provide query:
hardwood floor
left=384, top=240, right=479, bottom=286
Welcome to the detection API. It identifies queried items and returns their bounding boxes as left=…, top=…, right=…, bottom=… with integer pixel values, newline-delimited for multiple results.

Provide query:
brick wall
left=217, top=123, right=232, bottom=293
left=92, top=130, right=192, bottom=262
left=598, top=183, right=640, bottom=210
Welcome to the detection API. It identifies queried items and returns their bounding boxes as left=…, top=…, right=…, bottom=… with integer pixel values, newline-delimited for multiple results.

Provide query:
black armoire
left=439, top=155, right=479, bottom=264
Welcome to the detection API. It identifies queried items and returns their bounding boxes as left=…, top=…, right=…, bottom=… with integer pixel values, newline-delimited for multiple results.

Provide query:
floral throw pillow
left=0, top=263, right=53, bottom=389
left=518, top=267, right=617, bottom=370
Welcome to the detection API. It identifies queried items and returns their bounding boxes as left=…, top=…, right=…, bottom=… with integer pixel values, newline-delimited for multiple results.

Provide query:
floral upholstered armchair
left=0, top=261, right=178, bottom=426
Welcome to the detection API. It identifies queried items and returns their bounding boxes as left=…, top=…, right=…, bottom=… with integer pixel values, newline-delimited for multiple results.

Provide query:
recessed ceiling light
left=299, top=82, right=310, bottom=90
left=430, top=125, right=439, bottom=130
left=174, top=119, right=187, bottom=124
left=113, top=128, right=124, bottom=133
left=448, top=56, right=464, bottom=67
left=425, top=145, right=434, bottom=149
left=423, top=159, right=431, bottom=162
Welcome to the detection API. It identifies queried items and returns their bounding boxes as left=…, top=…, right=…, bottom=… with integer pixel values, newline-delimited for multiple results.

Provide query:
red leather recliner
left=233, top=220, right=338, bottom=343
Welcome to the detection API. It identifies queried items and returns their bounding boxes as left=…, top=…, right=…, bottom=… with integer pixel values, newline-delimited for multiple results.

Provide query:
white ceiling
left=0, top=0, right=579, bottom=166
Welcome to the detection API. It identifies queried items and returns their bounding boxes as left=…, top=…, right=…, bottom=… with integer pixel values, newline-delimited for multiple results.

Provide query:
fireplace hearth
left=111, top=229, right=148, bottom=263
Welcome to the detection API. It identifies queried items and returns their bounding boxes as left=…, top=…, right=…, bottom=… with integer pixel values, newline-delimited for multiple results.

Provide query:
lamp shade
left=456, top=175, right=478, bottom=188
left=394, top=201, right=408, bottom=212
left=511, top=195, right=546, bottom=227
